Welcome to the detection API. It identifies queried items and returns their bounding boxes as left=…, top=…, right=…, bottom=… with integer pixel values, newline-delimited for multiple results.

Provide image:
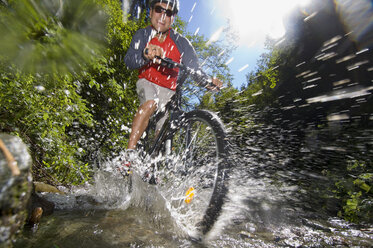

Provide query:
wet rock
left=301, top=218, right=332, bottom=232
left=0, top=133, right=33, bottom=248
left=27, top=191, right=55, bottom=221
left=239, top=230, right=252, bottom=240
left=24, top=182, right=59, bottom=231
left=27, top=207, right=43, bottom=232
left=361, top=227, right=373, bottom=234
left=34, top=181, right=65, bottom=195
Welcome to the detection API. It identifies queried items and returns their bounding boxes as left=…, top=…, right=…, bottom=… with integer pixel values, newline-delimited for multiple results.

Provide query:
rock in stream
left=0, top=133, right=32, bottom=248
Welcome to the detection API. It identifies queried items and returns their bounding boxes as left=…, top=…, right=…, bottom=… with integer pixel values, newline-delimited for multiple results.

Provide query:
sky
left=177, top=0, right=310, bottom=88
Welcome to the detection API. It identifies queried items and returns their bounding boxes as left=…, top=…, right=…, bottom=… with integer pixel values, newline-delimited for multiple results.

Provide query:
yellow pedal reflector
left=185, top=187, right=195, bottom=204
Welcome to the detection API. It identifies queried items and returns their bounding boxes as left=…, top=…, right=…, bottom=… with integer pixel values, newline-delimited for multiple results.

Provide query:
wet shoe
left=117, top=149, right=137, bottom=177
left=118, top=161, right=131, bottom=177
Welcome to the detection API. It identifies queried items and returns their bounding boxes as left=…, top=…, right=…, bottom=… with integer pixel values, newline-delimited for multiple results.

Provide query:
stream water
left=1, top=0, right=372, bottom=247
left=13, top=128, right=373, bottom=248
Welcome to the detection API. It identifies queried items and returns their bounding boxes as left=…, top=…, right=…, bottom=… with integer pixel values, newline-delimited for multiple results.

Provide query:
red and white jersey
left=138, top=30, right=181, bottom=91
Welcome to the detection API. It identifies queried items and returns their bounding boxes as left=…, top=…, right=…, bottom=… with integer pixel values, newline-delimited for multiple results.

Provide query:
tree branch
left=0, top=138, right=20, bottom=176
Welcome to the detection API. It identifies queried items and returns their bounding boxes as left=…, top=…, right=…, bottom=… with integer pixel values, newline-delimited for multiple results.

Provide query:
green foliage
left=201, top=37, right=284, bottom=143
left=334, top=159, right=373, bottom=223
left=241, top=38, right=284, bottom=108
left=0, top=0, right=235, bottom=186
left=0, top=62, right=93, bottom=185
left=69, top=0, right=147, bottom=161
left=181, top=22, right=237, bottom=112
left=0, top=0, right=144, bottom=185
left=0, top=0, right=107, bottom=75
left=208, top=27, right=372, bottom=227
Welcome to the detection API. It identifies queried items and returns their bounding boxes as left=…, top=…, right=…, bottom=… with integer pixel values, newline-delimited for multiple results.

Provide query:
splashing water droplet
left=35, top=85, right=45, bottom=92
left=191, top=2, right=197, bottom=13
left=225, top=57, right=234, bottom=66
left=238, top=64, right=249, bottom=72
left=194, top=27, right=200, bottom=36
left=207, top=26, right=224, bottom=45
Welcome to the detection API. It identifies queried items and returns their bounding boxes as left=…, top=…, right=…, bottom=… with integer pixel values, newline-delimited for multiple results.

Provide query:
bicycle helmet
left=150, top=0, right=179, bottom=14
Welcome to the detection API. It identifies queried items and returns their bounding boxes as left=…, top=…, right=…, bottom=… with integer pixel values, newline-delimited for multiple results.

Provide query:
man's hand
left=144, top=44, right=164, bottom=64
left=207, top=77, right=223, bottom=91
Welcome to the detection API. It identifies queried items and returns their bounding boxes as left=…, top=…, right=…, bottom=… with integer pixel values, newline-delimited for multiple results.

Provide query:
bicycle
left=130, top=53, right=230, bottom=236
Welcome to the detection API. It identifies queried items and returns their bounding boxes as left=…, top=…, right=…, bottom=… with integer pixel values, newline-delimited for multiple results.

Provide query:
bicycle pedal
left=119, top=169, right=132, bottom=177
left=117, top=165, right=132, bottom=178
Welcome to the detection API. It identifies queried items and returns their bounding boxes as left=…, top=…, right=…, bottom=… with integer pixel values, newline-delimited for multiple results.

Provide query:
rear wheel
left=158, top=109, right=229, bottom=235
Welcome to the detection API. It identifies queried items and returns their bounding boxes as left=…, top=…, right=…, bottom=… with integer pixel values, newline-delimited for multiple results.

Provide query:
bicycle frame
left=139, top=54, right=229, bottom=235
left=142, top=53, right=214, bottom=156
left=145, top=64, right=188, bottom=156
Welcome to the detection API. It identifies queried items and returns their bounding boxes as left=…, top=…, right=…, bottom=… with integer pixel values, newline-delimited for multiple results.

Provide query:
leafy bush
left=335, top=159, right=373, bottom=223
left=0, top=0, right=234, bottom=185
left=0, top=0, right=143, bottom=185
left=0, top=62, right=93, bottom=184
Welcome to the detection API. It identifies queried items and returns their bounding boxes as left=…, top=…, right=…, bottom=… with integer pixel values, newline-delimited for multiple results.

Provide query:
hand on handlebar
left=144, top=44, right=164, bottom=64
left=143, top=48, right=223, bottom=90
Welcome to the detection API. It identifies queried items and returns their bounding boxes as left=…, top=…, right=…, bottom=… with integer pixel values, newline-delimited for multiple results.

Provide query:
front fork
left=143, top=110, right=184, bottom=184
left=165, top=139, right=172, bottom=155
left=164, top=110, right=185, bottom=155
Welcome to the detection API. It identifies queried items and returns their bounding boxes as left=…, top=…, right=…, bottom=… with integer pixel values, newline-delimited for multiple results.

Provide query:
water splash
left=207, top=26, right=224, bottom=45
left=191, top=2, right=197, bottom=13
left=225, top=57, right=234, bottom=66
left=238, top=64, right=249, bottom=72
left=194, top=27, right=200, bottom=36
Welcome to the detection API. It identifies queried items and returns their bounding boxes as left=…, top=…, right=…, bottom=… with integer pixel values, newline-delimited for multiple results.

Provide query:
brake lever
left=188, top=69, right=220, bottom=91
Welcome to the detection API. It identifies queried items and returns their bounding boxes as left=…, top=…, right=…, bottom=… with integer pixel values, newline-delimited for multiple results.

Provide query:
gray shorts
left=136, top=78, right=175, bottom=130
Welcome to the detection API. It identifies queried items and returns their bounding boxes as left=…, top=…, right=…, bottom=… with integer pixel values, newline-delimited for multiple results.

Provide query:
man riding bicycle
left=122, top=0, right=222, bottom=173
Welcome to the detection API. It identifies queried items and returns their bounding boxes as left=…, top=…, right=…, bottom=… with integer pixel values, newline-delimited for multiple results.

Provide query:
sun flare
left=214, top=0, right=310, bottom=47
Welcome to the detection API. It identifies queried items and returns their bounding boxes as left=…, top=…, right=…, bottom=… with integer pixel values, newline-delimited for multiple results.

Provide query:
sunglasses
left=154, top=5, right=174, bottom=17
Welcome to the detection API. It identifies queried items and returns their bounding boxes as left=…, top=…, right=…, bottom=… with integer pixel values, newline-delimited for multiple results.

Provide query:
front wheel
left=159, top=109, right=229, bottom=236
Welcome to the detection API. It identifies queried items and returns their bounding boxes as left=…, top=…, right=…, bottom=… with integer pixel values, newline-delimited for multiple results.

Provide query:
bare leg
left=127, top=100, right=157, bottom=150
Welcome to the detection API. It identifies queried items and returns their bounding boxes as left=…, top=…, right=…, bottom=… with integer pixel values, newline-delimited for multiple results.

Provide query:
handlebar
left=144, top=48, right=217, bottom=90
left=144, top=48, right=181, bottom=69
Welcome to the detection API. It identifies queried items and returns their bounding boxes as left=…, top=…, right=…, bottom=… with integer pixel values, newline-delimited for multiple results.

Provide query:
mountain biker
left=121, top=0, right=222, bottom=174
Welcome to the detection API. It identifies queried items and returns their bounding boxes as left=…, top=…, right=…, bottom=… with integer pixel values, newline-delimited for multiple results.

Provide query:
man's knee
left=138, top=100, right=158, bottom=116
left=142, top=99, right=157, bottom=108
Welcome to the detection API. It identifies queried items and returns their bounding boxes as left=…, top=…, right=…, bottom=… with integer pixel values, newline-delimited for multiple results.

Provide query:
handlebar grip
left=144, top=47, right=171, bottom=66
